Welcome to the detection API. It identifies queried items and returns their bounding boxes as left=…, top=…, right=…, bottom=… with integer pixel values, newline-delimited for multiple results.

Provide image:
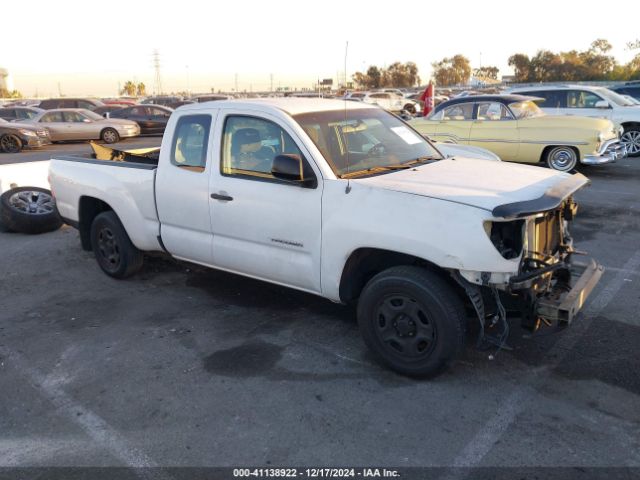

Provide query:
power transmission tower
left=153, top=50, right=163, bottom=95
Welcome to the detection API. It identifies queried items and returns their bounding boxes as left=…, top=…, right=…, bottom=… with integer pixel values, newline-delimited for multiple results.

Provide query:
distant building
left=0, top=68, right=14, bottom=93
left=470, top=75, right=502, bottom=88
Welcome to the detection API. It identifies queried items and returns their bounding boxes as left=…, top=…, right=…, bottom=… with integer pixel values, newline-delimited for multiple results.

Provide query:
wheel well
left=78, top=196, right=113, bottom=250
left=540, top=145, right=579, bottom=163
left=620, top=122, right=640, bottom=132
left=100, top=127, right=117, bottom=138
left=338, top=248, right=457, bottom=303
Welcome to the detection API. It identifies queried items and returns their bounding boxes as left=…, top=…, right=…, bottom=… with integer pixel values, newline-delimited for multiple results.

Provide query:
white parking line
left=449, top=249, right=640, bottom=470
left=0, top=347, right=173, bottom=480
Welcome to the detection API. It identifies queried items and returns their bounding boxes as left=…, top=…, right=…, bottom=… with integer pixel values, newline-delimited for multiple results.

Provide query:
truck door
left=155, top=111, right=218, bottom=264
left=208, top=110, right=323, bottom=293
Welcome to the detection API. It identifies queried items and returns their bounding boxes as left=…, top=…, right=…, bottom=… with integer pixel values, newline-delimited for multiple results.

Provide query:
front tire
left=0, top=134, right=23, bottom=153
left=90, top=211, right=143, bottom=278
left=620, top=126, right=640, bottom=157
left=357, top=266, right=466, bottom=378
left=545, top=146, right=578, bottom=171
left=101, top=128, right=120, bottom=144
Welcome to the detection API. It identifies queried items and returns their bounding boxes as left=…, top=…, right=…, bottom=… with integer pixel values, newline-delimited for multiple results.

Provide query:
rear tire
left=620, top=126, right=640, bottom=157
left=0, top=187, right=62, bottom=234
left=403, top=104, right=417, bottom=115
left=357, top=266, right=466, bottom=378
left=0, top=134, right=23, bottom=153
left=545, top=146, right=578, bottom=172
left=90, top=211, right=143, bottom=278
left=101, top=128, right=120, bottom=144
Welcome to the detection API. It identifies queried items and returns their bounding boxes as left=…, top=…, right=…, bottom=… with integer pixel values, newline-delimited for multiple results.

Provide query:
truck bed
left=49, top=154, right=162, bottom=252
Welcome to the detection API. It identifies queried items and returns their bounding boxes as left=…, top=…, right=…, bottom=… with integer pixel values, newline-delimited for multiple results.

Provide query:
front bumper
left=23, top=135, right=51, bottom=148
left=118, top=126, right=141, bottom=138
left=582, top=139, right=627, bottom=165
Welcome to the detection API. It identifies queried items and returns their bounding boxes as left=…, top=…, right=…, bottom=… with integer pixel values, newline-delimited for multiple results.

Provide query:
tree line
left=351, top=39, right=640, bottom=88
left=120, top=81, right=147, bottom=96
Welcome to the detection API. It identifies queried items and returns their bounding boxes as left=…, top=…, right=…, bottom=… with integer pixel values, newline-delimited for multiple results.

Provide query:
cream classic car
left=410, top=94, right=626, bottom=171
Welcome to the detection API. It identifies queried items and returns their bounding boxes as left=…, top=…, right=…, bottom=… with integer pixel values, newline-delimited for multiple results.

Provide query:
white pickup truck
left=49, top=98, right=603, bottom=378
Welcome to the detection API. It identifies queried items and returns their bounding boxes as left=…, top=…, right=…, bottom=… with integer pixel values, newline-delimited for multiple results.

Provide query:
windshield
left=596, top=87, right=636, bottom=107
left=508, top=100, right=544, bottom=119
left=81, top=109, right=104, bottom=121
left=294, top=108, right=442, bottom=178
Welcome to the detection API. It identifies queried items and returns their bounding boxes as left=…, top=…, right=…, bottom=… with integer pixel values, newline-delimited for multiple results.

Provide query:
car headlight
left=19, top=129, right=37, bottom=136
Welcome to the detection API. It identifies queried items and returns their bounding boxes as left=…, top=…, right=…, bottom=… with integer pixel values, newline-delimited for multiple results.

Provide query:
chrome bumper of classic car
left=582, top=139, right=627, bottom=165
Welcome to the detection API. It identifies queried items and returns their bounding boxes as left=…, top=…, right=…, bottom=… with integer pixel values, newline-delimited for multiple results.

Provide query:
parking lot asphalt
left=0, top=147, right=639, bottom=475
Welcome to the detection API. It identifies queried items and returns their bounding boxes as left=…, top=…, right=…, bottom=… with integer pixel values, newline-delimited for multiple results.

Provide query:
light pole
left=186, top=65, right=190, bottom=96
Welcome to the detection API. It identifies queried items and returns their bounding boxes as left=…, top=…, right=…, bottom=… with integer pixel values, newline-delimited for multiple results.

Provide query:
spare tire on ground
left=0, top=187, right=63, bottom=234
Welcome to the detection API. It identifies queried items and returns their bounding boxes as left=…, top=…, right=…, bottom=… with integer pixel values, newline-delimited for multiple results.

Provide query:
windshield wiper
left=398, top=156, right=440, bottom=166
left=339, top=157, right=439, bottom=178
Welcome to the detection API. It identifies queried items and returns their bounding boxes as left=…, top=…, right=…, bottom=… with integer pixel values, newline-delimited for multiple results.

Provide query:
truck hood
left=354, top=157, right=589, bottom=217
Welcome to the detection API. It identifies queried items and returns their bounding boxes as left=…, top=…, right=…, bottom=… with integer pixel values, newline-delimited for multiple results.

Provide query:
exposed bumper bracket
left=536, top=259, right=604, bottom=324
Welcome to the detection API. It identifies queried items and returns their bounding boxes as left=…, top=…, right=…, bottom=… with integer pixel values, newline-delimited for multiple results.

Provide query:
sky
left=3, top=0, right=640, bottom=97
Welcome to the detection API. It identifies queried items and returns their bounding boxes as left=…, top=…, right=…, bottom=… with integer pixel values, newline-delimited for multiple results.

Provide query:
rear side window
left=40, top=112, right=64, bottom=122
left=170, top=114, right=212, bottom=172
left=520, top=90, right=566, bottom=108
left=78, top=100, right=96, bottom=109
left=0, top=109, right=17, bottom=119
left=441, top=102, right=474, bottom=120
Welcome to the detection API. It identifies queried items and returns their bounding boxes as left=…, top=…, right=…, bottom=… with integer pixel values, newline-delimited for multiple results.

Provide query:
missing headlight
left=486, top=220, right=525, bottom=259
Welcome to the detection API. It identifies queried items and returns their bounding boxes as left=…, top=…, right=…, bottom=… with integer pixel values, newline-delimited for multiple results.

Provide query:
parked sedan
left=27, top=109, right=140, bottom=143
left=345, top=91, right=421, bottom=115
left=0, top=106, right=44, bottom=122
left=93, top=105, right=127, bottom=117
left=108, top=105, right=173, bottom=134
left=410, top=94, right=626, bottom=171
left=0, top=118, right=50, bottom=153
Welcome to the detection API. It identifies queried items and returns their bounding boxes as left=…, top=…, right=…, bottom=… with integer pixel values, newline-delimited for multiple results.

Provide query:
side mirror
left=83, top=118, right=92, bottom=123
left=594, top=100, right=610, bottom=109
left=271, top=154, right=316, bottom=188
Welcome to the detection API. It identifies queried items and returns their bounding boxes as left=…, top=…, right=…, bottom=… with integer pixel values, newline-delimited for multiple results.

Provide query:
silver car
left=28, top=108, right=140, bottom=143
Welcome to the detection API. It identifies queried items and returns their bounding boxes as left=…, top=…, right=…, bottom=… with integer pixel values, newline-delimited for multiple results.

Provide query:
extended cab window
left=221, top=115, right=313, bottom=183
left=170, top=114, right=212, bottom=172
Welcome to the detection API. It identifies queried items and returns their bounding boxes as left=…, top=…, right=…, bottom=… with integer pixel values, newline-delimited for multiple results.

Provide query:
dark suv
left=610, top=82, right=640, bottom=101
left=38, top=98, right=105, bottom=111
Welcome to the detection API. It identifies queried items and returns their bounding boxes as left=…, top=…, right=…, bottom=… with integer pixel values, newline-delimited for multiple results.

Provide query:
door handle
left=210, top=193, right=233, bottom=201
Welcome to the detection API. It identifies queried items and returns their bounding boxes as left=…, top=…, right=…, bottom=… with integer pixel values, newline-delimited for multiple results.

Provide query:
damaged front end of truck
left=453, top=173, right=604, bottom=348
